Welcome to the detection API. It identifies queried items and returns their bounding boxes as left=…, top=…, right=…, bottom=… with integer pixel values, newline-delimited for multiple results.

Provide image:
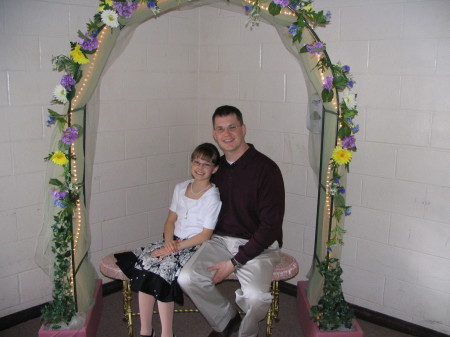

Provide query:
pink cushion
left=99, top=253, right=129, bottom=281
left=99, top=251, right=298, bottom=282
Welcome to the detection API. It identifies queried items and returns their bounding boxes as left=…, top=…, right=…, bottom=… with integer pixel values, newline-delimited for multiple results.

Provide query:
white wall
left=0, top=0, right=449, bottom=335
left=313, top=0, right=450, bottom=333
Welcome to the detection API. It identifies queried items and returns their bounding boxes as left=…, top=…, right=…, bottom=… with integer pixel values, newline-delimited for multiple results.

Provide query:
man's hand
left=207, top=260, right=235, bottom=284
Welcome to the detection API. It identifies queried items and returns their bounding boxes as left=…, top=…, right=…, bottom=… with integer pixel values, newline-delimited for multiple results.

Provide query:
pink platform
left=38, top=279, right=103, bottom=337
left=297, top=281, right=364, bottom=337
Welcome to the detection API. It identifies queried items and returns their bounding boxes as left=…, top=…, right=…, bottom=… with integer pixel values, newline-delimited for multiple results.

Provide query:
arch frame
left=36, top=0, right=359, bottom=329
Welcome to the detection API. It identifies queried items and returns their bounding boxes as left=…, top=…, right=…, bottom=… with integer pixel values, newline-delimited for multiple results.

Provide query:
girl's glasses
left=192, top=160, right=214, bottom=169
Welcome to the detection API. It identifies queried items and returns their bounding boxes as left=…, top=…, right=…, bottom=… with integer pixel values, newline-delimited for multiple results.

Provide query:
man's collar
left=221, top=143, right=255, bottom=168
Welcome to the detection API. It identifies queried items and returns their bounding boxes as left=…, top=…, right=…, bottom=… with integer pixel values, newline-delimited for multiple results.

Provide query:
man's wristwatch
left=231, top=257, right=242, bottom=270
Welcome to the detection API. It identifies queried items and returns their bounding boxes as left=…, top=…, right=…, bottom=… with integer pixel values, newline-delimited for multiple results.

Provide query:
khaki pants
left=178, top=235, right=280, bottom=337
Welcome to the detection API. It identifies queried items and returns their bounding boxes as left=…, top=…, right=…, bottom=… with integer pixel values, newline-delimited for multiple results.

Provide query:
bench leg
left=122, top=280, right=134, bottom=337
left=266, top=281, right=280, bottom=337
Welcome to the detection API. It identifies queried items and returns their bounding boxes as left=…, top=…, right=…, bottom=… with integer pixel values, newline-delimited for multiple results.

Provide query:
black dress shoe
left=140, top=328, right=155, bottom=337
left=207, top=312, right=242, bottom=337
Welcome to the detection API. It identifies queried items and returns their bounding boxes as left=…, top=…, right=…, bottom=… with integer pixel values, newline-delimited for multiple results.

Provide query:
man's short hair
left=212, top=105, right=244, bottom=126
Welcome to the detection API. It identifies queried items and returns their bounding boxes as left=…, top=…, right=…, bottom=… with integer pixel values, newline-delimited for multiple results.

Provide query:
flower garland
left=244, top=0, right=359, bottom=330
left=245, top=0, right=359, bottom=254
left=42, top=0, right=159, bottom=328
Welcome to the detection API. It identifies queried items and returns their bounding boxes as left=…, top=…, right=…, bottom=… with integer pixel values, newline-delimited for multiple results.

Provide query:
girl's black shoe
left=140, top=329, right=155, bottom=337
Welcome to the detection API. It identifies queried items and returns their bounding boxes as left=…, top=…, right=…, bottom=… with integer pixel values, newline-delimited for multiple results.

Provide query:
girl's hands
left=165, top=240, right=178, bottom=253
left=150, top=239, right=182, bottom=258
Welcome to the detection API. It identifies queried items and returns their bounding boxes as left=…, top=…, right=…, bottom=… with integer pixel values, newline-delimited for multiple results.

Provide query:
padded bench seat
left=100, top=251, right=299, bottom=337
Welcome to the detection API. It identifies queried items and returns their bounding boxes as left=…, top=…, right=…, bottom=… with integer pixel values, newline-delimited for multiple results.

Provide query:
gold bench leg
left=122, top=280, right=133, bottom=337
left=266, top=281, right=280, bottom=337
left=121, top=278, right=282, bottom=337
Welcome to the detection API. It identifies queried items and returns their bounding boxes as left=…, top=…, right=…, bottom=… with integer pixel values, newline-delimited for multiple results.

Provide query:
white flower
left=341, top=88, right=357, bottom=110
left=53, top=84, right=68, bottom=104
left=101, top=9, right=119, bottom=28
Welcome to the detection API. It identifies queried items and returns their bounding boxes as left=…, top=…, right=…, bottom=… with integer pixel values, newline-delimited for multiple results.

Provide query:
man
left=178, top=105, right=285, bottom=337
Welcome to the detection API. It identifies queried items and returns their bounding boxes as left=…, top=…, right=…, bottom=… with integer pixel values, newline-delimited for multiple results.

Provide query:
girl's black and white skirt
left=115, top=237, right=198, bottom=305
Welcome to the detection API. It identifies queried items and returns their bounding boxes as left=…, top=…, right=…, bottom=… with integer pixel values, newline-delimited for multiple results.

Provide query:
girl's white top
left=170, top=179, right=221, bottom=239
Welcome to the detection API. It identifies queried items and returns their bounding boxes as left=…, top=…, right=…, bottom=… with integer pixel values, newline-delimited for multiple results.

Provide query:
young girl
left=115, top=143, right=221, bottom=337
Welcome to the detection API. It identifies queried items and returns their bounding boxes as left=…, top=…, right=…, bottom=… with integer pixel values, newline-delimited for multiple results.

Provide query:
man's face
left=212, top=114, right=246, bottom=155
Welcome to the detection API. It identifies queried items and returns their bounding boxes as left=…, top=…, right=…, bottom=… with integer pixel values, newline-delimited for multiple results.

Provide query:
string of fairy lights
left=71, top=28, right=106, bottom=254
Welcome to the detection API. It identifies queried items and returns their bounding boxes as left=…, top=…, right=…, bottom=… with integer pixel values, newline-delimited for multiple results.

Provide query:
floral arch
left=35, top=0, right=359, bottom=329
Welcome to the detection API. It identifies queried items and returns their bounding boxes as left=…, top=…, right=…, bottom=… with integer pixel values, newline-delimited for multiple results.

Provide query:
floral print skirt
left=114, top=236, right=198, bottom=305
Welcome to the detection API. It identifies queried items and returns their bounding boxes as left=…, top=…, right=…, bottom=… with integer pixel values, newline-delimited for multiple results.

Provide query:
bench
left=100, top=251, right=299, bottom=337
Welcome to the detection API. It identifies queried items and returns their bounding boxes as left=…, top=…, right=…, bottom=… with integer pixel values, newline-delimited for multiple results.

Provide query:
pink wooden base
left=297, top=281, right=364, bottom=337
left=39, top=279, right=103, bottom=337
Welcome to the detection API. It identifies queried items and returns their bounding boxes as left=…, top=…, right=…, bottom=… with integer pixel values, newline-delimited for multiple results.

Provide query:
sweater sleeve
left=234, top=164, right=285, bottom=265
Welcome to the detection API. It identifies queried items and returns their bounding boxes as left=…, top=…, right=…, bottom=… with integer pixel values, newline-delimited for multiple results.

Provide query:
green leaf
left=333, top=76, right=348, bottom=90
left=334, top=194, right=346, bottom=208
left=342, top=109, right=358, bottom=120
left=321, top=89, right=334, bottom=102
left=337, top=123, right=351, bottom=139
left=299, top=45, right=308, bottom=53
left=268, top=2, right=281, bottom=16
left=293, top=31, right=303, bottom=43
left=49, top=178, right=63, bottom=186
left=57, top=120, right=66, bottom=133
left=314, top=10, right=328, bottom=25
left=334, top=208, right=343, bottom=222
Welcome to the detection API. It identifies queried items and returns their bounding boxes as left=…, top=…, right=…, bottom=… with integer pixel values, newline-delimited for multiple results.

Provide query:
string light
left=70, top=27, right=110, bottom=252
left=72, top=27, right=105, bottom=107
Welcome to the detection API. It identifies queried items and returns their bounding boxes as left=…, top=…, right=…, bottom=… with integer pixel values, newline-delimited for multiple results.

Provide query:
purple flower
left=325, top=10, right=332, bottom=22
left=244, top=5, right=253, bottom=11
left=147, top=0, right=156, bottom=7
left=288, top=24, right=297, bottom=35
left=114, top=0, right=139, bottom=18
left=274, top=0, right=289, bottom=7
left=61, top=126, right=79, bottom=145
left=53, top=199, right=67, bottom=208
left=60, top=74, right=76, bottom=91
left=338, top=187, right=346, bottom=194
left=345, top=207, right=352, bottom=216
left=346, top=117, right=353, bottom=123
left=342, top=65, right=350, bottom=72
left=342, top=135, right=356, bottom=149
left=306, top=41, right=325, bottom=55
left=45, top=115, right=56, bottom=127
left=348, top=80, right=354, bottom=88
left=322, top=76, right=334, bottom=91
left=352, top=125, right=360, bottom=133
left=90, top=29, right=99, bottom=38
left=51, top=189, right=68, bottom=200
left=333, top=177, right=340, bottom=184
left=327, top=247, right=332, bottom=252
left=79, top=35, right=98, bottom=51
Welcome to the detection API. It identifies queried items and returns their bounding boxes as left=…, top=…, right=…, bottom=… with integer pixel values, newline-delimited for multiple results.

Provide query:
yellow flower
left=332, top=146, right=352, bottom=165
left=303, top=4, right=314, bottom=12
left=70, top=44, right=89, bottom=65
left=51, top=151, right=69, bottom=166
